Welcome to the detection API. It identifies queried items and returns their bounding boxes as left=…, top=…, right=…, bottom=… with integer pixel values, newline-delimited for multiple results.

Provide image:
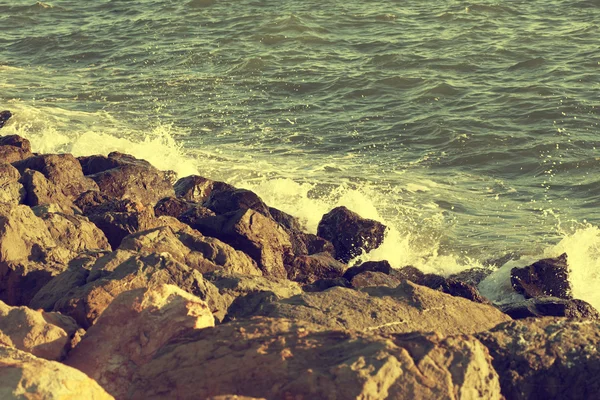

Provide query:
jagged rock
left=119, top=226, right=261, bottom=276
left=0, top=300, right=79, bottom=360
left=343, top=260, right=393, bottom=281
left=0, top=345, right=114, bottom=399
left=204, top=185, right=272, bottom=217
left=500, top=297, right=600, bottom=320
left=286, top=253, right=346, bottom=284
left=0, top=110, right=12, bottom=129
left=268, top=206, right=303, bottom=231
left=0, top=163, right=24, bottom=204
left=351, top=271, right=402, bottom=288
left=40, top=212, right=111, bottom=253
left=12, top=154, right=98, bottom=207
left=449, top=267, right=494, bottom=287
left=75, top=191, right=157, bottom=249
left=243, top=280, right=511, bottom=336
left=0, top=134, right=30, bottom=152
left=174, top=175, right=233, bottom=203
left=52, top=252, right=226, bottom=328
left=394, top=265, right=426, bottom=282
left=129, top=317, right=501, bottom=400
left=317, top=206, right=387, bottom=263
left=511, top=253, right=572, bottom=299
left=0, top=133, right=32, bottom=163
left=83, top=152, right=175, bottom=206
left=476, top=317, right=600, bottom=400
left=192, top=209, right=292, bottom=278
left=303, top=277, right=352, bottom=292
left=65, top=285, right=215, bottom=399
left=287, top=231, right=336, bottom=259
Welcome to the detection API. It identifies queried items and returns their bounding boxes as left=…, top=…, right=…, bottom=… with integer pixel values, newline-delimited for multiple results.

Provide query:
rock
left=0, top=163, right=25, bottom=204
left=0, top=260, right=69, bottom=307
left=449, top=267, right=494, bottom=287
left=204, top=186, right=272, bottom=217
left=351, top=271, right=402, bottom=288
left=84, top=152, right=175, bottom=206
left=476, top=317, right=600, bottom=400
left=192, top=209, right=292, bottom=279
left=394, top=265, right=426, bottom=282
left=0, top=133, right=32, bottom=163
left=174, top=175, right=233, bottom=203
left=0, top=345, right=114, bottom=399
left=0, top=134, right=30, bottom=152
left=317, top=206, right=387, bottom=263
left=12, top=154, right=98, bottom=207
left=0, top=301, right=79, bottom=360
left=178, top=205, right=217, bottom=225
left=75, top=191, right=157, bottom=249
left=287, top=231, right=336, bottom=258
left=343, top=260, right=393, bottom=281
left=268, top=206, right=303, bottom=231
left=245, top=280, right=511, bottom=336
left=65, top=285, right=215, bottom=399
left=0, top=110, right=11, bottom=128
left=286, top=253, right=346, bottom=284
left=40, top=212, right=111, bottom=253
left=500, top=297, right=600, bottom=320
left=119, top=226, right=261, bottom=276
left=511, top=253, right=572, bottom=299
left=129, top=317, right=501, bottom=400
left=52, top=252, right=226, bottom=328
left=303, top=277, right=352, bottom=292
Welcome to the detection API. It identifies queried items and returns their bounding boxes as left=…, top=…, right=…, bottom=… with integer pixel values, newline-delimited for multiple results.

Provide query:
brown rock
left=0, top=301, right=79, bottom=360
left=268, top=206, right=303, bottom=231
left=476, top=317, right=600, bottom=400
left=0, top=110, right=12, bottom=129
left=66, top=285, right=215, bottom=398
left=174, top=175, right=233, bottom=203
left=245, top=280, right=511, bottom=336
left=0, top=345, right=114, bottom=399
left=394, top=265, right=426, bottom=282
left=303, top=277, right=352, bottom=292
left=500, top=297, right=600, bottom=320
left=343, top=260, right=393, bottom=281
left=0, top=163, right=25, bottom=204
left=129, top=317, right=501, bottom=400
left=192, top=209, right=292, bottom=278
left=286, top=253, right=346, bottom=284
left=351, top=271, right=402, bottom=288
left=449, top=267, right=494, bottom=287
left=0, top=133, right=32, bottom=163
left=317, top=206, right=387, bottom=263
left=204, top=186, right=271, bottom=217
left=511, top=253, right=572, bottom=299
left=40, top=212, right=111, bottom=253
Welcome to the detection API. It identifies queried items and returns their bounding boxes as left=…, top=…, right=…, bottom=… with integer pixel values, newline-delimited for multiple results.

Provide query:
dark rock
left=500, top=297, right=600, bottom=320
left=84, top=152, right=175, bottom=206
left=351, top=271, right=401, bottom=288
left=0, top=163, right=25, bottom=204
left=343, top=260, right=393, bottom=281
left=511, top=253, right=572, bottom=299
left=476, top=317, right=600, bottom=400
left=303, top=277, right=352, bottom=292
left=285, top=253, right=346, bottom=284
left=40, top=212, right=111, bottom=253
left=12, top=154, right=98, bottom=207
left=0, top=145, right=32, bottom=163
left=317, top=206, right=387, bottom=263
left=0, top=134, right=30, bottom=151
left=393, top=265, right=426, bottom=282
left=204, top=186, right=271, bottom=217
left=191, top=209, right=292, bottom=279
left=268, top=207, right=303, bottom=231
left=448, top=267, right=494, bottom=286
left=154, top=196, right=216, bottom=227
left=174, top=175, right=234, bottom=203
left=0, top=110, right=11, bottom=128
left=178, top=205, right=216, bottom=225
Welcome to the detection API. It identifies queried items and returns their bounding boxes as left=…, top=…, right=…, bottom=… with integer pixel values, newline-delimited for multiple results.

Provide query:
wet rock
left=129, top=317, right=501, bottom=400
left=84, top=152, right=175, bottom=206
left=40, top=212, right=111, bottom=253
left=351, top=271, right=402, bottom=288
left=303, top=277, right=352, bottom=292
left=0, top=300, right=79, bottom=361
left=65, top=285, right=215, bottom=399
left=317, top=206, right=387, bottom=263
left=204, top=186, right=272, bottom=217
left=511, top=253, right=572, bottom=299
left=449, top=267, right=494, bottom=287
left=500, top=297, right=600, bottom=320
left=0, top=163, right=25, bottom=204
left=245, top=280, right=511, bottom=336
left=0, top=110, right=12, bottom=129
left=476, top=317, right=600, bottom=400
left=394, top=265, right=426, bottom=282
left=52, top=252, right=226, bottom=328
left=287, top=231, right=336, bottom=258
left=286, top=253, right=346, bottom=284
left=343, top=260, right=393, bottom=281
left=174, top=175, right=233, bottom=203
left=0, top=345, right=114, bottom=399
left=269, top=206, right=303, bottom=231
left=0, top=135, right=30, bottom=152
left=12, top=154, right=98, bottom=207
left=192, top=209, right=292, bottom=278
left=0, top=133, right=32, bottom=163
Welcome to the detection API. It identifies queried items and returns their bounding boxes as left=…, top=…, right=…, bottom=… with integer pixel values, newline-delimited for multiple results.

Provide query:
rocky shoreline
left=1, top=110, right=599, bottom=399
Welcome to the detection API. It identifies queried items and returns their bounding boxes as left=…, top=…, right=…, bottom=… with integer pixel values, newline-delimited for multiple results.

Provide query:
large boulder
left=40, top=212, right=111, bottom=253
left=0, top=301, right=79, bottom=361
left=12, top=154, right=98, bottom=207
left=129, top=317, right=501, bottom=400
left=174, top=175, right=233, bottom=203
left=243, top=281, right=511, bottom=336
left=0, top=345, right=114, bottom=399
left=52, top=252, right=226, bottom=328
left=476, top=318, right=600, bottom=400
left=0, top=163, right=25, bottom=204
left=285, top=253, right=346, bottom=284
left=317, top=206, right=387, bottom=263
left=343, top=260, right=393, bottom=281
left=82, top=152, right=175, bottom=206
left=0, top=133, right=32, bottom=163
left=65, top=285, right=215, bottom=399
left=154, top=196, right=214, bottom=222
left=192, top=209, right=292, bottom=279
left=0, top=110, right=11, bottom=129
left=511, top=253, right=572, bottom=299
left=204, top=186, right=271, bottom=217
left=351, top=271, right=402, bottom=288
left=500, top=297, right=600, bottom=320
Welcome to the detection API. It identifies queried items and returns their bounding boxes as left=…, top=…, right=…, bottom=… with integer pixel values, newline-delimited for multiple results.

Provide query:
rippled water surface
left=1, top=0, right=600, bottom=267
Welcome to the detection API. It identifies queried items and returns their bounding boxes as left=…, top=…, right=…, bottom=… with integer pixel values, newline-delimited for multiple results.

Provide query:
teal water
left=2, top=1, right=600, bottom=292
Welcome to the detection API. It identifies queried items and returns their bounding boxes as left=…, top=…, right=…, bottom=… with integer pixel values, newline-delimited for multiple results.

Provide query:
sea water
left=1, top=0, right=600, bottom=307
